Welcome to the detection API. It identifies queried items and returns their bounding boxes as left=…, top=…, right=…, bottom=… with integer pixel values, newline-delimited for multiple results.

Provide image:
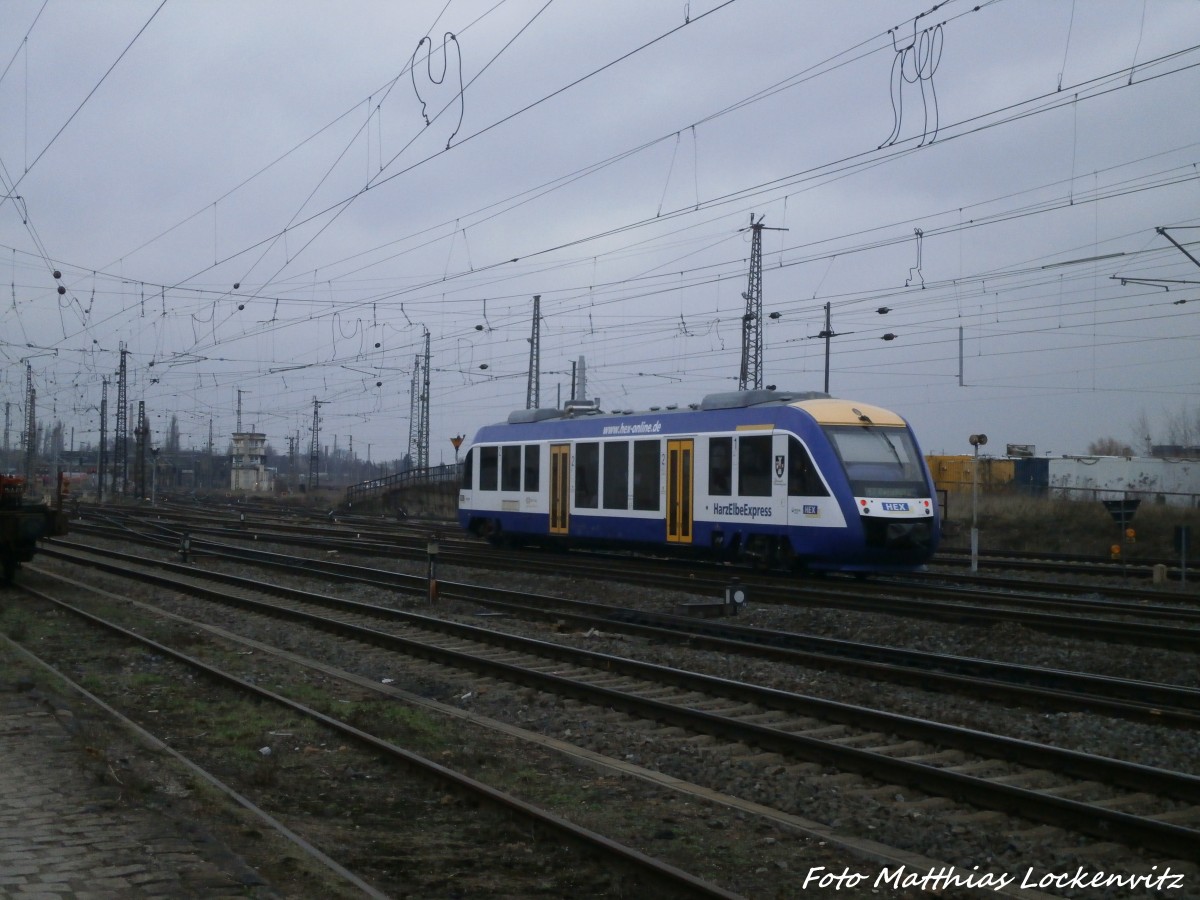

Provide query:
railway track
left=62, top=515, right=1200, bottom=650
left=90, top=500, right=1200, bottom=585
left=26, top=542, right=1200, bottom=871
left=43, top=535, right=1200, bottom=728
left=935, top=546, right=1199, bottom=582
left=8, top=574, right=743, bottom=899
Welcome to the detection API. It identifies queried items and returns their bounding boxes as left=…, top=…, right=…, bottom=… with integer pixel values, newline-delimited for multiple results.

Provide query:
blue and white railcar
left=457, top=389, right=939, bottom=572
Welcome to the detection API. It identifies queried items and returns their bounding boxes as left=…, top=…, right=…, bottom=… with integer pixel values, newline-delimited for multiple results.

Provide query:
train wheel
left=480, top=519, right=504, bottom=546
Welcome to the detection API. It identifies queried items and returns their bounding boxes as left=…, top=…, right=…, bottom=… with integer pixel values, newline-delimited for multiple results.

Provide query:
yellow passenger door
left=666, top=438, right=693, bottom=544
left=549, top=444, right=570, bottom=535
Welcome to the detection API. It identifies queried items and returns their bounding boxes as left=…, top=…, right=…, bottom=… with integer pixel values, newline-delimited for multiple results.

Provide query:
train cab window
left=461, top=447, right=474, bottom=488
left=479, top=446, right=498, bottom=491
left=575, top=442, right=599, bottom=508
left=738, top=434, right=772, bottom=497
left=501, top=445, right=522, bottom=491
left=603, top=441, right=629, bottom=509
left=632, top=439, right=660, bottom=510
left=788, top=437, right=829, bottom=496
left=708, top=436, right=732, bottom=496
left=523, top=444, right=540, bottom=492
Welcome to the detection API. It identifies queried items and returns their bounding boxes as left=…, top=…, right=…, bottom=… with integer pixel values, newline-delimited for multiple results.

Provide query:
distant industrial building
left=927, top=452, right=1200, bottom=508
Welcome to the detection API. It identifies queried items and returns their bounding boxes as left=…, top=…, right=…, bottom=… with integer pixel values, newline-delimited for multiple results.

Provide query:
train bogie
left=457, top=390, right=939, bottom=573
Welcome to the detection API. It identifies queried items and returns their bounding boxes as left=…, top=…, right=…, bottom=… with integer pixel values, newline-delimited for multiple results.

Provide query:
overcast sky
left=2, top=0, right=1199, bottom=468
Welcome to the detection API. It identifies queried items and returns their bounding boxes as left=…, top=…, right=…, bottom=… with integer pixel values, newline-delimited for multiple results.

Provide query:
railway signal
left=427, top=534, right=440, bottom=603
left=1101, top=499, right=1140, bottom=579
left=1176, top=525, right=1191, bottom=586
left=969, top=433, right=987, bottom=573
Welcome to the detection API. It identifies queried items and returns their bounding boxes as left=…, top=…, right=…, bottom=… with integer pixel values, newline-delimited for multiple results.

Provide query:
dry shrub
left=940, top=493, right=1199, bottom=558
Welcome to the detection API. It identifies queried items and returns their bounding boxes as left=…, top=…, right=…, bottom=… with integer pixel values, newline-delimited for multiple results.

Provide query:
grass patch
left=940, top=494, right=1199, bottom=558
left=342, top=699, right=448, bottom=750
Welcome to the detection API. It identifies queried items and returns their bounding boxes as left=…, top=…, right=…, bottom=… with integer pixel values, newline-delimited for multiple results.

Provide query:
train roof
left=497, top=390, right=908, bottom=429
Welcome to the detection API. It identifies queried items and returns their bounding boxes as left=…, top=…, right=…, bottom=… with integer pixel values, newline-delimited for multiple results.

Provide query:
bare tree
left=1088, top=436, right=1133, bottom=456
left=1131, top=409, right=1153, bottom=456
left=1138, top=403, right=1200, bottom=454
left=1164, top=403, right=1200, bottom=450
left=165, top=414, right=181, bottom=453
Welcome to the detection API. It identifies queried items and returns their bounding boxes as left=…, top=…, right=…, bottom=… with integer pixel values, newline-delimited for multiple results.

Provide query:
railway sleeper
left=827, top=731, right=893, bottom=748
left=941, top=809, right=1010, bottom=825
left=816, top=772, right=868, bottom=788
left=890, top=796, right=956, bottom=813
left=737, top=711, right=795, bottom=726
left=791, top=724, right=849, bottom=739
left=694, top=742, right=745, bottom=759
left=941, top=760, right=1013, bottom=777
left=628, top=686, right=684, bottom=700
left=1143, top=807, right=1200, bottom=825
left=845, top=784, right=909, bottom=801
left=729, top=751, right=787, bottom=767
left=702, top=701, right=762, bottom=717
left=1036, top=780, right=1107, bottom=800
left=781, top=762, right=826, bottom=777
left=984, top=770, right=1061, bottom=789
left=645, top=726, right=689, bottom=739
left=1064, top=841, right=1140, bottom=859
left=1091, top=791, right=1163, bottom=812
left=769, top=717, right=826, bottom=732
left=864, top=739, right=926, bottom=756
left=1003, top=824, right=1067, bottom=842
left=899, top=749, right=967, bottom=766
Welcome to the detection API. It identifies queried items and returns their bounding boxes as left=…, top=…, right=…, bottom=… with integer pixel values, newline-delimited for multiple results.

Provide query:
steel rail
left=58, top=519, right=1200, bottom=651
left=36, top=543, right=1200, bottom=860
left=46, top=535, right=1200, bottom=727
left=16, top=579, right=743, bottom=900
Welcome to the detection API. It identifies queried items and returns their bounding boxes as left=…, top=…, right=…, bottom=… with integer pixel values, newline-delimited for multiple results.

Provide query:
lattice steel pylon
left=134, top=401, right=147, bottom=499
left=407, top=330, right=431, bottom=470
left=114, top=343, right=128, bottom=495
left=526, top=294, right=540, bottom=409
left=98, top=378, right=108, bottom=502
left=308, top=398, right=321, bottom=492
left=23, top=363, right=35, bottom=483
left=737, top=214, right=787, bottom=391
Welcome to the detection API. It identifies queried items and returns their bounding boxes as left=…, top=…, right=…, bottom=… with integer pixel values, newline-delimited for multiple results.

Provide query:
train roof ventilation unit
left=507, top=408, right=563, bottom=424
left=700, top=388, right=829, bottom=411
left=563, top=398, right=602, bottom=416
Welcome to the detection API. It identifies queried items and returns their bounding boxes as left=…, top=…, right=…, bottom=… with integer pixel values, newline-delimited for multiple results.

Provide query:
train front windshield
left=823, top=424, right=929, bottom=498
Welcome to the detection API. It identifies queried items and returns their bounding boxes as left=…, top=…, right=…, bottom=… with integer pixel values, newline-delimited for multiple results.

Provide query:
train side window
left=603, top=441, right=629, bottom=509
left=575, top=442, right=599, bottom=508
left=461, top=447, right=474, bottom=488
left=523, top=444, right=540, bottom=492
left=501, top=445, right=522, bottom=491
left=788, top=436, right=829, bottom=496
left=633, top=440, right=660, bottom=510
left=738, top=435, right=772, bottom=497
left=708, top=436, right=732, bottom=496
left=479, top=446, right=498, bottom=491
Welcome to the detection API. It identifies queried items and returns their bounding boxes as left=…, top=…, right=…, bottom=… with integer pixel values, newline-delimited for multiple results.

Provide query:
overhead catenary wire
left=4, top=1, right=1195, bottom=458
